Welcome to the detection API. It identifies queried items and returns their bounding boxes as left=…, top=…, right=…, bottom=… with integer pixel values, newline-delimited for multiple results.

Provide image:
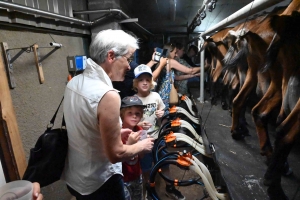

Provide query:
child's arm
left=155, top=109, right=165, bottom=118
left=156, top=94, right=166, bottom=119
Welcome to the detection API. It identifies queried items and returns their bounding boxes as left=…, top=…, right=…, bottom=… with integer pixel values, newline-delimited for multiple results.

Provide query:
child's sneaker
left=165, top=185, right=185, bottom=200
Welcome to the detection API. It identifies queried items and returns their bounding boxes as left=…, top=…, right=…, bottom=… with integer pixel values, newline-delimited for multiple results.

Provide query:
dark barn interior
left=0, top=0, right=299, bottom=199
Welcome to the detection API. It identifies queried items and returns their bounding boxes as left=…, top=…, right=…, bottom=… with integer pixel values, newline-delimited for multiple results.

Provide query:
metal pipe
left=201, top=0, right=285, bottom=38
left=50, top=42, right=62, bottom=47
left=0, top=21, right=90, bottom=36
left=198, top=37, right=205, bottom=103
left=73, top=8, right=153, bottom=36
left=0, top=1, right=92, bottom=26
left=91, top=14, right=112, bottom=26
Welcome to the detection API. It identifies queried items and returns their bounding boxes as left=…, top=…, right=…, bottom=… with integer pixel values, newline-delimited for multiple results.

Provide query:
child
left=133, top=64, right=165, bottom=200
left=134, top=64, right=186, bottom=200
left=120, top=96, right=147, bottom=200
left=133, top=64, right=165, bottom=137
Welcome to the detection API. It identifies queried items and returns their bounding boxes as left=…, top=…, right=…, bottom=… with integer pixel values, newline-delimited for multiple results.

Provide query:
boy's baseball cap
left=121, top=96, right=144, bottom=109
left=134, top=64, right=153, bottom=78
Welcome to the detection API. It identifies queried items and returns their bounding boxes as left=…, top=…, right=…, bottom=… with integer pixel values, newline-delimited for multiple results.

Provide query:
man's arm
left=98, top=91, right=154, bottom=163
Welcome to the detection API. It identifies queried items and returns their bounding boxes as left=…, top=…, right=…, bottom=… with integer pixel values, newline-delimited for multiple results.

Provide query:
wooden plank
left=0, top=52, right=27, bottom=179
left=32, top=44, right=45, bottom=84
left=0, top=102, right=19, bottom=182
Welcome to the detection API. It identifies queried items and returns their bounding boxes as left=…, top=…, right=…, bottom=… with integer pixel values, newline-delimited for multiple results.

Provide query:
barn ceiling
left=125, top=0, right=291, bottom=36
left=0, top=0, right=292, bottom=38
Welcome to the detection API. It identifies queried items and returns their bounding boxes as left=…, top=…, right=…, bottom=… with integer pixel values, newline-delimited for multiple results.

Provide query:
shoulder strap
left=47, top=96, right=64, bottom=130
left=167, top=59, right=173, bottom=84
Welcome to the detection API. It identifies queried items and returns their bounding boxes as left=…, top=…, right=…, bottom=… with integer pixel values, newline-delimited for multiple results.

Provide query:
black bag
left=22, top=97, right=68, bottom=187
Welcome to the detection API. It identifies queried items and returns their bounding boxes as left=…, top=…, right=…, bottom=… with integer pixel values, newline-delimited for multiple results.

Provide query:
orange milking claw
left=169, top=105, right=177, bottom=114
left=181, top=95, right=187, bottom=101
left=165, top=132, right=176, bottom=143
left=177, top=155, right=192, bottom=166
left=149, top=182, right=155, bottom=187
left=171, top=118, right=181, bottom=127
left=174, top=179, right=179, bottom=186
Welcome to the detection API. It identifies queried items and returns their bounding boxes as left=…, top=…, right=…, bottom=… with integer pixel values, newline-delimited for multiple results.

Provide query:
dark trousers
left=67, top=174, right=125, bottom=200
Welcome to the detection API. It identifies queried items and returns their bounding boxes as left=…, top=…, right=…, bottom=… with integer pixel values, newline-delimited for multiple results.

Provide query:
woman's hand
left=193, top=72, right=200, bottom=77
left=121, top=128, right=132, bottom=143
left=151, top=51, right=158, bottom=63
left=32, top=182, right=43, bottom=200
left=159, top=57, right=168, bottom=66
left=126, top=131, right=141, bottom=145
left=155, top=109, right=165, bottom=118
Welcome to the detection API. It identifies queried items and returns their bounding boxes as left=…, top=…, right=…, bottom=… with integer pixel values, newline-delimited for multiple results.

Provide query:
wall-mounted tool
left=0, top=42, right=62, bottom=89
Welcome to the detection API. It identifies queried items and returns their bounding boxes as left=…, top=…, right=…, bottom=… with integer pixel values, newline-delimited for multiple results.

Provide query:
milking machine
left=147, top=94, right=229, bottom=199
left=147, top=151, right=228, bottom=200
left=177, top=95, right=198, bottom=117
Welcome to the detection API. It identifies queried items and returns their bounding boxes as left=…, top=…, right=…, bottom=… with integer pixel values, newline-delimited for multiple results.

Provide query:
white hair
left=89, top=29, right=139, bottom=64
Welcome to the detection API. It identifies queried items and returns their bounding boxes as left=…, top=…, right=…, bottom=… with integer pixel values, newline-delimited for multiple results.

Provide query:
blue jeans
left=188, top=76, right=200, bottom=83
left=67, top=174, right=125, bottom=200
left=140, top=152, right=153, bottom=173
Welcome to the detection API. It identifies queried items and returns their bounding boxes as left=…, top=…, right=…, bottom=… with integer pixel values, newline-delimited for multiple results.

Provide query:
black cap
left=121, top=96, right=144, bottom=108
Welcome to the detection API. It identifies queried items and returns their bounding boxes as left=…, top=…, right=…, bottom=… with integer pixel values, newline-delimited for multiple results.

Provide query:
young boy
left=120, top=96, right=147, bottom=200
left=133, top=64, right=166, bottom=199
left=133, top=64, right=165, bottom=137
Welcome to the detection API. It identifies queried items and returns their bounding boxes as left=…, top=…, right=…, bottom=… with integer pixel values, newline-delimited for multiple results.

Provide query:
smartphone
left=154, top=47, right=163, bottom=62
left=161, top=49, right=168, bottom=58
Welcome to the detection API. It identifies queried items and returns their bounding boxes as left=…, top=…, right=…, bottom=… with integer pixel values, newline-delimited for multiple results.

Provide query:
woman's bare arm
left=174, top=73, right=200, bottom=81
left=169, top=59, right=200, bottom=74
left=152, top=57, right=168, bottom=81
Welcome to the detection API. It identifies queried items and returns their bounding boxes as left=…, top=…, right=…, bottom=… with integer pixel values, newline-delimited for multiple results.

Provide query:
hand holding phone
left=154, top=48, right=163, bottom=62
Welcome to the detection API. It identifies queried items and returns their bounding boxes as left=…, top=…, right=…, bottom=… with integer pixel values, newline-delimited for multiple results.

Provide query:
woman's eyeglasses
left=122, top=55, right=133, bottom=64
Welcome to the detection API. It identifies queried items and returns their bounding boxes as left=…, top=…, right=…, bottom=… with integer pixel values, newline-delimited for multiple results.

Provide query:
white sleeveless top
left=62, top=58, right=122, bottom=195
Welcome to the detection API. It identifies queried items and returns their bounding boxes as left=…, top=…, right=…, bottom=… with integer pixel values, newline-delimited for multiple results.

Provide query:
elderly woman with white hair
left=62, top=29, right=155, bottom=200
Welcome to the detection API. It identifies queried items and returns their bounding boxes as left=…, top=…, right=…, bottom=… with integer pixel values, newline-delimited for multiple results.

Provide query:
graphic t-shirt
left=136, top=92, right=165, bottom=139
